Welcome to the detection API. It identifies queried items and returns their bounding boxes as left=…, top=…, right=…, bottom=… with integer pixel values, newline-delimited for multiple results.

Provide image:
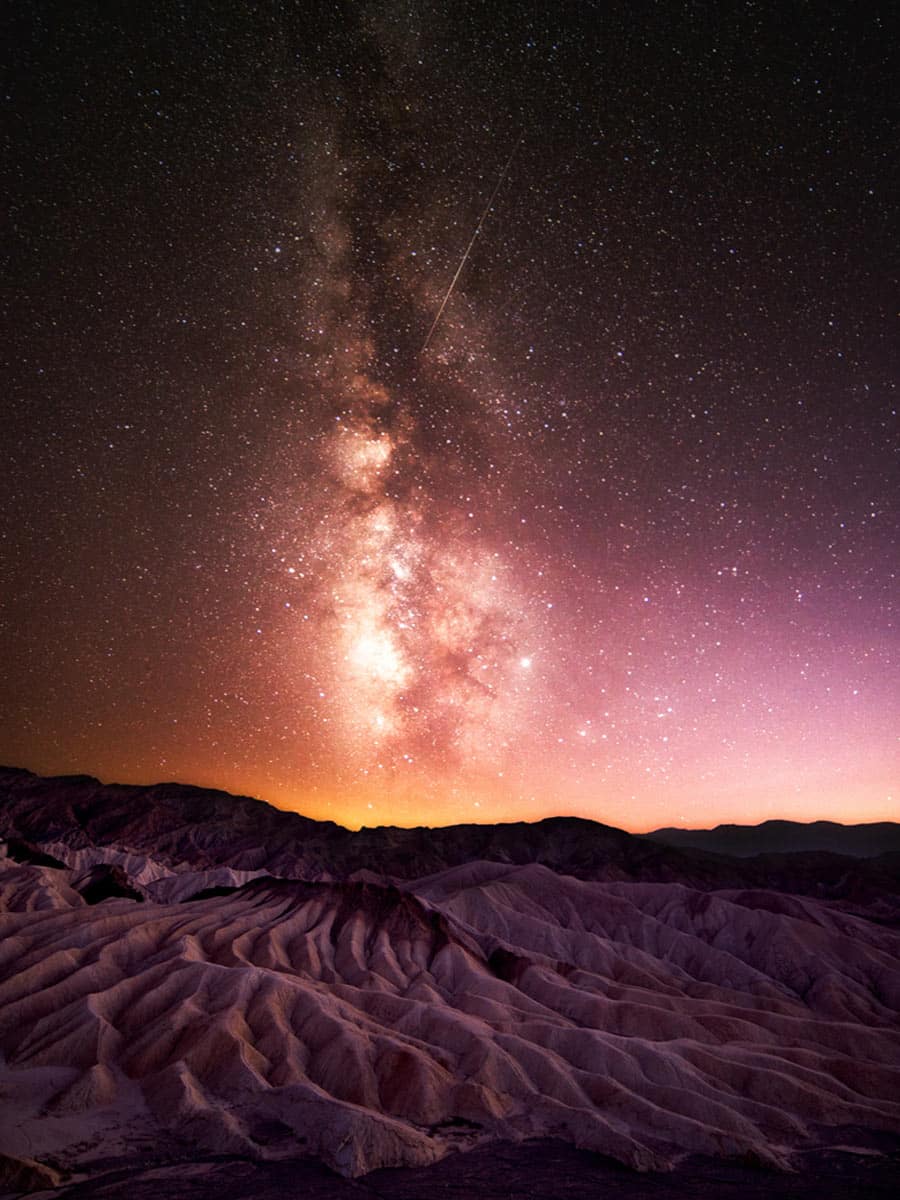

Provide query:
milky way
left=3, top=1, right=896, bottom=828
left=264, top=160, right=547, bottom=811
left=299, top=355, right=538, bottom=783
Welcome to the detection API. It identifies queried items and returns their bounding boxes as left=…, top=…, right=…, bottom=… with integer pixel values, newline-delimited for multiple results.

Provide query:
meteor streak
left=421, top=136, right=522, bottom=353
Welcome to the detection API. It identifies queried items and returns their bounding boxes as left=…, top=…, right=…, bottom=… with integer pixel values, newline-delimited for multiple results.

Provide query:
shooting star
left=421, top=136, right=523, bottom=354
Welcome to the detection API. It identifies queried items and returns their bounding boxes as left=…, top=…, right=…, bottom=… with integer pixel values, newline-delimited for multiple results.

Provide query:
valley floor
left=21, top=1138, right=900, bottom=1200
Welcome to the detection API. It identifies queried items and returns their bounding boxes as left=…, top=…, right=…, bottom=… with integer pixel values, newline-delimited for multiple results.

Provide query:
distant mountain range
left=1, top=766, right=899, bottom=906
left=643, top=819, right=900, bottom=859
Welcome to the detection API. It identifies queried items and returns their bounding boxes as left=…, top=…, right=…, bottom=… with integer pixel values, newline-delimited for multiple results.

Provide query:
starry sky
left=3, top=0, right=897, bottom=831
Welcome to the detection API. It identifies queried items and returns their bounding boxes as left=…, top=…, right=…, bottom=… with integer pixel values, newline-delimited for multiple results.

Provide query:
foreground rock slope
left=1, top=767, right=899, bottom=1194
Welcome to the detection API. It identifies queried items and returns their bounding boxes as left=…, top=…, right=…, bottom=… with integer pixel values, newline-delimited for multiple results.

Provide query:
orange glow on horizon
left=9, top=742, right=897, bottom=836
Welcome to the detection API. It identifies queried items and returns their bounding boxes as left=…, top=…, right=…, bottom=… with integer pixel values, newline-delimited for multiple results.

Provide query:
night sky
left=3, top=1, right=897, bottom=830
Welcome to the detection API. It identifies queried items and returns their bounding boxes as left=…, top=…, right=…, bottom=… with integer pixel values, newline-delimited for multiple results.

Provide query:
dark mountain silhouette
left=2, top=767, right=898, bottom=917
left=643, top=819, right=900, bottom=859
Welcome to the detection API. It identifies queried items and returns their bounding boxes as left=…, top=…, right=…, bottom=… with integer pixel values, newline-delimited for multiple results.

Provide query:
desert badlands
left=1, top=767, right=899, bottom=1197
